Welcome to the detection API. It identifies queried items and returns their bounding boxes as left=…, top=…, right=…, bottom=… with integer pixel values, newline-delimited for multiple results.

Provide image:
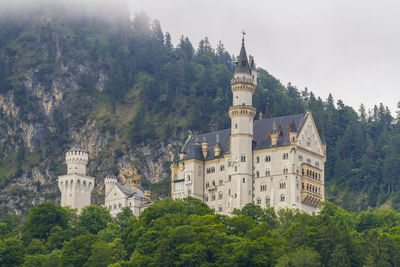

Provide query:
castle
left=58, top=145, right=151, bottom=215
left=171, top=37, right=326, bottom=215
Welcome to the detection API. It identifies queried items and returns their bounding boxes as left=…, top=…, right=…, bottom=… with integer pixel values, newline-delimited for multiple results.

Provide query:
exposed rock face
left=0, top=19, right=178, bottom=217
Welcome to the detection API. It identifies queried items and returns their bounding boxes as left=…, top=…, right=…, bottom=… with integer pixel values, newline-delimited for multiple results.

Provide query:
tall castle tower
left=58, top=145, right=94, bottom=213
left=228, top=35, right=257, bottom=211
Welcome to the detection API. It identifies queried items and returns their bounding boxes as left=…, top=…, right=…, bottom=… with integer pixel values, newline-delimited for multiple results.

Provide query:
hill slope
left=0, top=3, right=399, bottom=216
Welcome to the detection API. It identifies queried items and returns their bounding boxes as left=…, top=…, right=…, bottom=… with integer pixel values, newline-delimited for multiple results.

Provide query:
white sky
left=130, top=0, right=400, bottom=114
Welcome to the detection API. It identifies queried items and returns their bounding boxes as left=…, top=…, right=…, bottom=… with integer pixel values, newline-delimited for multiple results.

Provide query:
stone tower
left=228, top=35, right=257, bottom=211
left=104, top=174, right=118, bottom=197
left=58, top=145, right=94, bottom=213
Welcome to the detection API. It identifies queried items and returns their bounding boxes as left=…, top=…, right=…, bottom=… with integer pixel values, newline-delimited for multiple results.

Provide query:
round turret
left=104, top=174, right=118, bottom=196
left=66, top=144, right=89, bottom=175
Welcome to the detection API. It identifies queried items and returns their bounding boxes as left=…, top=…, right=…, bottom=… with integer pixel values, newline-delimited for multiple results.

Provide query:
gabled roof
left=116, top=184, right=145, bottom=198
left=182, top=113, right=307, bottom=161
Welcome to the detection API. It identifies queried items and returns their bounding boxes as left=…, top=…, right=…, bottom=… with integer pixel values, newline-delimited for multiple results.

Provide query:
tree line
left=1, top=198, right=400, bottom=266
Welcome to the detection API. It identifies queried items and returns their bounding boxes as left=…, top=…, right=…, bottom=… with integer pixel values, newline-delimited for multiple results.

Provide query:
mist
left=0, top=0, right=130, bottom=21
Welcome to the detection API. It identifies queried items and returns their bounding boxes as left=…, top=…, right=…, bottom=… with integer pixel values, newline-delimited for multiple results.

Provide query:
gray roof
left=182, top=113, right=308, bottom=161
left=235, top=37, right=252, bottom=75
left=250, top=56, right=256, bottom=71
left=69, top=144, right=85, bottom=152
left=116, top=184, right=145, bottom=198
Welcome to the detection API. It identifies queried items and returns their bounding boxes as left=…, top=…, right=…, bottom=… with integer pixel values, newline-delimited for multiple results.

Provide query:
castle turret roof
left=69, top=144, right=85, bottom=152
left=234, top=37, right=252, bottom=75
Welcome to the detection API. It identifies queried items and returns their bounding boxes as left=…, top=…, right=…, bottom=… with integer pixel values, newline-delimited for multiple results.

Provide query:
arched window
left=256, top=198, right=261, bottom=204
left=302, top=169, right=304, bottom=176
left=302, top=183, right=304, bottom=190
left=242, top=178, right=246, bottom=183
left=266, top=196, right=270, bottom=204
left=204, top=195, right=208, bottom=202
left=265, top=170, right=270, bottom=176
left=265, top=155, right=271, bottom=162
left=211, top=194, right=216, bottom=201
left=228, top=189, right=231, bottom=195
left=187, top=188, right=191, bottom=195
left=218, top=191, right=223, bottom=199
left=218, top=205, right=222, bottom=212
left=241, top=155, right=246, bottom=162
left=256, top=171, right=259, bottom=178
left=280, top=194, right=285, bottom=202
left=228, top=175, right=232, bottom=181
left=256, top=156, right=260, bottom=163
left=235, top=166, right=237, bottom=172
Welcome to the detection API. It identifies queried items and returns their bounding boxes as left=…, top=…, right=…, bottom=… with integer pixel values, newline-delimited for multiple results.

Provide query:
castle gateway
left=171, top=37, right=326, bottom=215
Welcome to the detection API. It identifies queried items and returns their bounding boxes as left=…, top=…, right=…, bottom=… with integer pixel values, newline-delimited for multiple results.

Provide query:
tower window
left=241, top=155, right=246, bottom=162
left=256, top=198, right=261, bottom=204
left=280, top=194, right=285, bottom=202
left=235, top=124, right=238, bottom=129
left=243, top=178, right=245, bottom=183
left=256, top=157, right=259, bottom=163
left=256, top=171, right=259, bottom=178
left=265, top=155, right=271, bottom=162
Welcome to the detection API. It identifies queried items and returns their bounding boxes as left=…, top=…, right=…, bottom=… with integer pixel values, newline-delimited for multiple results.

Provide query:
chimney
left=271, top=120, right=278, bottom=146
left=214, top=133, right=221, bottom=157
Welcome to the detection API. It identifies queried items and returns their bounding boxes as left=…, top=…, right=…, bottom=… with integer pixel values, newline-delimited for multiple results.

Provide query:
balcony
left=207, top=185, right=216, bottom=191
left=301, top=189, right=322, bottom=207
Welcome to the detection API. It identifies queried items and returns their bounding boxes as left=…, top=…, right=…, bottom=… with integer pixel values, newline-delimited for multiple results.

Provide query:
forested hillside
left=0, top=1, right=399, bottom=216
left=1, top=199, right=400, bottom=266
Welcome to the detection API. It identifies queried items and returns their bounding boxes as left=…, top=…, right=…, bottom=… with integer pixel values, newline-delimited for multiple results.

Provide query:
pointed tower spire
left=235, top=32, right=251, bottom=75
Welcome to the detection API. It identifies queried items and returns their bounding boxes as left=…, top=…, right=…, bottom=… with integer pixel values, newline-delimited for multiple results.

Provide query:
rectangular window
left=174, top=181, right=184, bottom=191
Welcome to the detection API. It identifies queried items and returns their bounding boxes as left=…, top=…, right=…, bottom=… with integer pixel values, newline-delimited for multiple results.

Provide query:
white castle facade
left=171, top=37, right=326, bottom=215
left=58, top=145, right=151, bottom=215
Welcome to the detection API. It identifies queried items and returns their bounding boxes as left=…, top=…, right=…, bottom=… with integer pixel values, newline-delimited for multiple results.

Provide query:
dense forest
left=1, top=198, right=400, bottom=266
left=0, top=0, right=399, bottom=215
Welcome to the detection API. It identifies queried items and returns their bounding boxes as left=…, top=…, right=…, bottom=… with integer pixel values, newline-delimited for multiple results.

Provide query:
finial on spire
left=241, top=30, right=246, bottom=45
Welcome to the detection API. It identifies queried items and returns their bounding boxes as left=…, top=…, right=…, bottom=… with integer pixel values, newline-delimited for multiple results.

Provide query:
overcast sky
left=130, top=0, right=399, bottom=114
